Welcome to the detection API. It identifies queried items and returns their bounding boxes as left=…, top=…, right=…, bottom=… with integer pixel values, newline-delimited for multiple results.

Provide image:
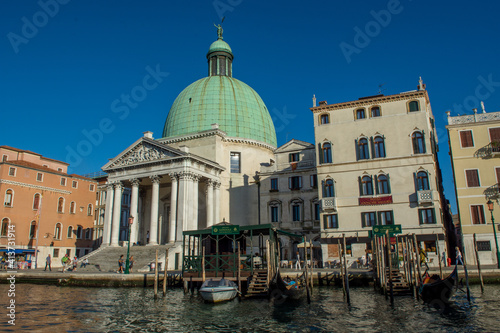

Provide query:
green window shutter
left=374, top=175, right=379, bottom=195
left=355, top=139, right=359, bottom=161
left=387, top=174, right=391, bottom=194
left=361, top=212, right=366, bottom=228
left=418, top=209, right=423, bottom=224
left=358, top=176, right=363, bottom=196
left=390, top=211, right=394, bottom=225
left=370, top=137, right=375, bottom=159
left=318, top=143, right=323, bottom=164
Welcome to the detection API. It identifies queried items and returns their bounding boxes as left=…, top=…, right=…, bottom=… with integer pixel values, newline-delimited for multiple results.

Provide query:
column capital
left=192, top=174, right=201, bottom=183
left=114, top=181, right=123, bottom=190
left=205, top=178, right=215, bottom=187
left=150, top=175, right=161, bottom=184
left=168, top=173, right=179, bottom=182
left=213, top=181, right=221, bottom=189
left=178, top=171, right=196, bottom=181
left=130, top=178, right=141, bottom=187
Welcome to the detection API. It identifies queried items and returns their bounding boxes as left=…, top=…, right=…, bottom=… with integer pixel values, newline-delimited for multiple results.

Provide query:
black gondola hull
left=420, top=266, right=458, bottom=304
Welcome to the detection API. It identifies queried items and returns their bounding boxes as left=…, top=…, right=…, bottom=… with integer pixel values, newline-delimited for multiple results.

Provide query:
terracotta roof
left=0, top=145, right=69, bottom=165
left=2, top=160, right=96, bottom=182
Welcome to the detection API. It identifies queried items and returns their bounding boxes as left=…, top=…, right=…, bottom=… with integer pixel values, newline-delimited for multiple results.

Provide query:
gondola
left=420, top=265, right=458, bottom=304
left=270, top=270, right=306, bottom=302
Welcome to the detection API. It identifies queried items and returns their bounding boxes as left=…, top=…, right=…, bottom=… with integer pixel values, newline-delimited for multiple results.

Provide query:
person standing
left=61, top=254, right=69, bottom=272
left=295, top=251, right=301, bottom=270
left=129, top=255, right=135, bottom=272
left=44, top=254, right=52, bottom=271
left=455, top=246, right=463, bottom=265
left=118, top=255, right=124, bottom=273
left=146, top=230, right=150, bottom=244
left=72, top=256, right=78, bottom=272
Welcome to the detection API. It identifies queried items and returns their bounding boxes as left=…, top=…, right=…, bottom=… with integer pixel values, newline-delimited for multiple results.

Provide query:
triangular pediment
left=275, top=139, right=314, bottom=153
left=103, top=138, right=186, bottom=171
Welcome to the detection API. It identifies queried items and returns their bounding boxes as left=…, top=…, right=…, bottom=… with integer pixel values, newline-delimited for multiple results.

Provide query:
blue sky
left=1, top=0, right=500, bottom=213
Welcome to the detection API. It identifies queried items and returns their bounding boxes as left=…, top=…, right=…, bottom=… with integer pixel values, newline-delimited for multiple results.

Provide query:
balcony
left=321, top=197, right=337, bottom=211
left=417, top=190, right=433, bottom=205
left=484, top=183, right=500, bottom=200
left=474, top=141, right=500, bottom=159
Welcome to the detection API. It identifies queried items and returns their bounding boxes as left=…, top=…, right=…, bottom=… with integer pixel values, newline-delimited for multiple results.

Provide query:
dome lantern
left=207, top=24, right=233, bottom=77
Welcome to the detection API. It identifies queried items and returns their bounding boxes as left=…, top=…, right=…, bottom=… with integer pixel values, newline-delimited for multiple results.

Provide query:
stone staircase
left=245, top=270, right=269, bottom=297
left=76, top=245, right=173, bottom=273
left=385, top=268, right=412, bottom=295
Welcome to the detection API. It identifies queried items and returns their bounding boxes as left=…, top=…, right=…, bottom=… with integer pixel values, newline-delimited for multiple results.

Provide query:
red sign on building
left=359, top=196, right=393, bottom=205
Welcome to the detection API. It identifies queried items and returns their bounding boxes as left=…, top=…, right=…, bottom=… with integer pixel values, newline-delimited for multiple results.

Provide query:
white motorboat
left=199, top=278, right=238, bottom=303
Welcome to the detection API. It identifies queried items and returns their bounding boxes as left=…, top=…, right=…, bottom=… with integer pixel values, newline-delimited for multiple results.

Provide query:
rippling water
left=1, top=283, right=499, bottom=332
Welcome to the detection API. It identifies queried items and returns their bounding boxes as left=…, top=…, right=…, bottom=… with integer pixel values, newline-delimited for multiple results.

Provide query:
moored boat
left=270, top=271, right=306, bottom=302
left=199, top=278, right=239, bottom=303
left=420, top=265, right=458, bottom=304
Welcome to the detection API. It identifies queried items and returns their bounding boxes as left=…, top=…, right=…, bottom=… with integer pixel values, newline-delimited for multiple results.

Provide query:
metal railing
left=474, top=142, right=500, bottom=159
left=484, top=183, right=500, bottom=200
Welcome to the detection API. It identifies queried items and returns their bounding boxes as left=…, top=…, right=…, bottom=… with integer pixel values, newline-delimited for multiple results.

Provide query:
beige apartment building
left=311, top=79, right=453, bottom=266
left=446, top=108, right=500, bottom=266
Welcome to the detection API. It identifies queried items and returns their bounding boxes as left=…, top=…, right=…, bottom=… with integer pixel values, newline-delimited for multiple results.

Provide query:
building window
left=289, top=176, right=302, bottom=190
left=61, top=178, right=67, bottom=186
left=33, top=193, right=41, bottom=210
left=57, top=168, right=63, bottom=172
left=53, top=248, right=59, bottom=258
left=371, top=106, right=381, bottom=117
left=72, top=180, right=78, bottom=188
left=376, top=174, right=391, bottom=194
left=29, top=221, right=37, bottom=239
left=489, top=127, right=500, bottom=146
left=270, top=178, right=279, bottom=191
left=408, top=100, right=420, bottom=112
left=67, top=226, right=73, bottom=238
left=357, top=138, right=370, bottom=160
left=459, top=130, right=474, bottom=148
left=360, top=176, right=373, bottom=196
left=362, top=212, right=377, bottom=227
left=36, top=173, right=43, bottom=182
left=292, top=204, right=301, bottom=222
left=416, top=171, right=430, bottom=191
left=356, top=108, right=366, bottom=120
left=76, top=226, right=83, bottom=239
left=465, top=169, right=480, bottom=187
left=230, top=152, right=241, bottom=173
left=373, top=136, right=386, bottom=158
left=70, top=201, right=76, bottom=214
left=322, top=142, right=332, bottom=163
left=55, top=223, right=62, bottom=240
left=310, top=174, right=317, bottom=188
left=324, top=214, right=338, bottom=229
left=323, top=179, right=335, bottom=197
left=4, top=189, right=13, bottom=207
left=89, top=184, right=95, bottom=191
left=320, top=113, right=330, bottom=124
left=57, top=197, right=64, bottom=213
left=1, top=218, right=10, bottom=237
left=471, top=205, right=486, bottom=225
left=85, top=228, right=91, bottom=240
left=2, top=155, right=7, bottom=162
left=8, top=167, right=16, bottom=176
left=476, top=241, right=491, bottom=251
left=271, top=206, right=279, bottom=222
left=87, top=204, right=93, bottom=216
left=314, top=202, right=320, bottom=221
left=378, top=211, right=394, bottom=225
left=289, top=152, right=300, bottom=162
left=412, top=131, right=426, bottom=154
left=419, top=208, right=436, bottom=224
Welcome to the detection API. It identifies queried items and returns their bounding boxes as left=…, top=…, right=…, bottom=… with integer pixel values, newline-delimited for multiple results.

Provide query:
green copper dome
left=162, top=31, right=277, bottom=147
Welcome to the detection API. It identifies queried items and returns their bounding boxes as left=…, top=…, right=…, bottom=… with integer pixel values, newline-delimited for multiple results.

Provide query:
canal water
left=1, top=284, right=499, bottom=332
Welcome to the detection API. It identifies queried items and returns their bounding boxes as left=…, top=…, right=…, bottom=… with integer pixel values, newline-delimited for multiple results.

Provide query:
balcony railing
left=484, top=183, right=500, bottom=200
left=474, top=141, right=500, bottom=159
left=417, top=190, right=433, bottom=205
left=321, top=197, right=337, bottom=211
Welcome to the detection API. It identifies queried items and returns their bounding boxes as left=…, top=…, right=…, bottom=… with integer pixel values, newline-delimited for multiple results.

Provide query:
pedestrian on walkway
left=118, top=255, right=124, bottom=273
left=61, top=254, right=70, bottom=272
left=80, top=258, right=88, bottom=268
left=72, top=256, right=78, bottom=272
left=44, top=254, right=52, bottom=271
left=295, top=251, right=301, bottom=270
left=455, top=246, right=463, bottom=265
left=129, top=255, right=135, bottom=272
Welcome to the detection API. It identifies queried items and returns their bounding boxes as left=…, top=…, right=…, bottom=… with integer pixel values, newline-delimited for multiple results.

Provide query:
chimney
left=143, top=131, right=153, bottom=139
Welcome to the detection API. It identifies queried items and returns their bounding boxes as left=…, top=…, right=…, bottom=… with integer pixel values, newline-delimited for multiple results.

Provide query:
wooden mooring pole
left=163, top=249, right=169, bottom=296
left=386, top=231, right=394, bottom=305
left=436, top=234, right=443, bottom=279
left=202, top=247, right=206, bottom=283
left=343, top=234, right=350, bottom=306
left=473, top=233, right=484, bottom=293
left=338, top=240, right=345, bottom=297
left=154, top=249, right=158, bottom=299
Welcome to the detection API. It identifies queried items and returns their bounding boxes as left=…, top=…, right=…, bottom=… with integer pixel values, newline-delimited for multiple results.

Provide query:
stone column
left=168, top=173, right=178, bottom=243
left=110, top=182, right=123, bottom=246
left=191, top=174, right=200, bottom=230
left=102, top=183, right=114, bottom=246
left=213, top=181, right=221, bottom=224
left=129, top=178, right=140, bottom=244
left=148, top=175, right=160, bottom=245
left=176, top=172, right=191, bottom=240
left=206, top=179, right=214, bottom=227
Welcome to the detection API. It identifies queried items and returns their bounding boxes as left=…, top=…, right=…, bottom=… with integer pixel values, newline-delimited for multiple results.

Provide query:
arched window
left=412, top=131, right=426, bottom=154
left=374, top=136, right=386, bottom=158
left=85, top=228, right=91, bottom=240
left=4, top=189, right=13, bottom=207
left=76, top=226, right=83, bottom=239
left=320, top=113, right=330, bottom=124
left=1, top=218, right=10, bottom=236
left=371, top=106, right=381, bottom=117
left=54, top=223, right=62, bottom=240
left=70, top=201, right=76, bottom=214
left=322, top=142, right=332, bottom=163
left=57, top=197, right=64, bottom=213
left=29, top=221, right=37, bottom=239
left=269, top=201, right=281, bottom=223
left=360, top=175, right=373, bottom=195
left=356, top=108, right=366, bottom=120
left=33, top=193, right=41, bottom=210
left=323, top=179, right=335, bottom=197
left=357, top=138, right=370, bottom=160
left=408, top=100, right=420, bottom=112
left=416, top=171, right=430, bottom=191
left=87, top=204, right=93, bottom=216
left=376, top=174, right=391, bottom=194
left=67, top=226, right=73, bottom=238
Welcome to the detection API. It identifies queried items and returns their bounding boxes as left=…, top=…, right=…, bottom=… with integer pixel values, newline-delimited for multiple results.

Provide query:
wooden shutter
left=460, top=130, right=474, bottom=148
left=471, top=206, right=479, bottom=224
left=496, top=167, right=500, bottom=184
left=489, top=128, right=500, bottom=143
left=466, top=170, right=480, bottom=187
left=358, top=176, right=363, bottom=196
left=355, top=139, right=359, bottom=161
left=318, top=143, right=323, bottom=164
left=374, top=175, right=379, bottom=194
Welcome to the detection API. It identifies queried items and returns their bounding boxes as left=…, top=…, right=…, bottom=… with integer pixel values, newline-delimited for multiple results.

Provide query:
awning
left=297, top=241, right=321, bottom=248
left=0, top=249, right=36, bottom=254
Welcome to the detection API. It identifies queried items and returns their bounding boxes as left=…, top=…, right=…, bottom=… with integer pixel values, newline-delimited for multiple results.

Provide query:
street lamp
left=486, top=200, right=500, bottom=269
left=124, top=216, right=134, bottom=274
